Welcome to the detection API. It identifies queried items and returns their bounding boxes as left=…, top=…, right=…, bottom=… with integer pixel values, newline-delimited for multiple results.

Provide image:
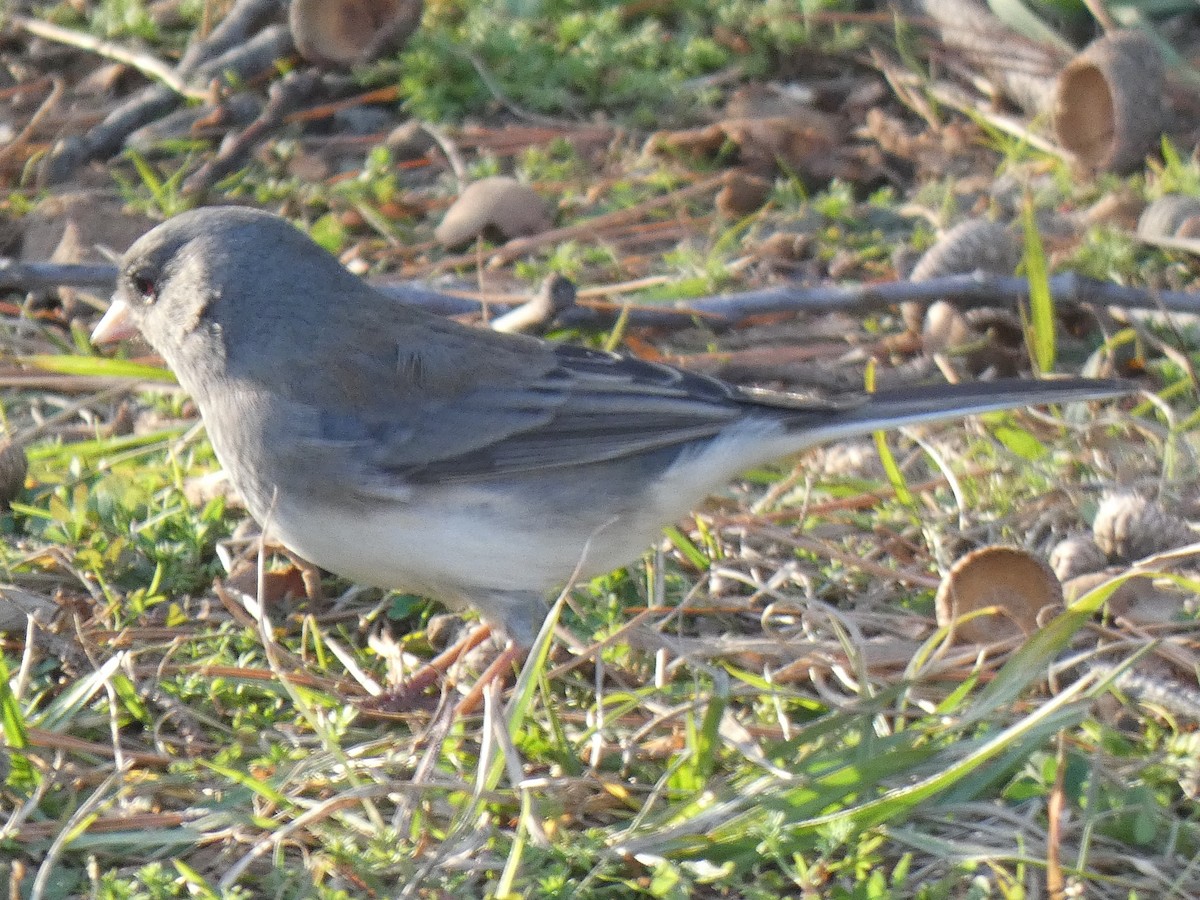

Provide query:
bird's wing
left=299, top=323, right=852, bottom=489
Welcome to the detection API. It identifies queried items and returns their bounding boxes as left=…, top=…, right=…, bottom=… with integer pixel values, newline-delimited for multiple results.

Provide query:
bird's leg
left=359, top=587, right=551, bottom=715
left=284, top=550, right=324, bottom=601
left=359, top=622, right=498, bottom=713
left=453, top=641, right=525, bottom=716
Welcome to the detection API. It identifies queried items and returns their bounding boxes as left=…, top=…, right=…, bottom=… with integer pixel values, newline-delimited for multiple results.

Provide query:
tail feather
left=783, top=377, right=1133, bottom=448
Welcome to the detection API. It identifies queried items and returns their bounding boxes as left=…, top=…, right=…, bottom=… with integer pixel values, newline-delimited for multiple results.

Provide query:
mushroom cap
left=909, top=219, right=1021, bottom=282
left=1053, top=29, right=1166, bottom=174
left=935, top=546, right=1064, bottom=644
left=434, top=176, right=552, bottom=247
left=1092, top=493, right=1195, bottom=562
left=1137, top=195, right=1200, bottom=240
left=1049, top=534, right=1107, bottom=583
left=289, top=0, right=422, bottom=68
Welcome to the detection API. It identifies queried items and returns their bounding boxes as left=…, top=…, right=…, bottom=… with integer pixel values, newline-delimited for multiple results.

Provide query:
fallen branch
left=423, top=271, right=1200, bottom=327
left=0, top=260, right=121, bottom=293
left=664, top=271, right=1198, bottom=323
left=9, top=260, right=1200, bottom=328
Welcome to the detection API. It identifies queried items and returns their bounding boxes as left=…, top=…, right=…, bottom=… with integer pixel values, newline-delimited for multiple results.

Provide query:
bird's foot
left=357, top=624, right=520, bottom=715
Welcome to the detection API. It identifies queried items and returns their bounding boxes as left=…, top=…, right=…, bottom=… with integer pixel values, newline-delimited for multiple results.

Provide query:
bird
left=91, top=206, right=1129, bottom=652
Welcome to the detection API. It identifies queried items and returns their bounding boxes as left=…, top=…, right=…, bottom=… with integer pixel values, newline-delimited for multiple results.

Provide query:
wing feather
left=304, top=336, right=855, bottom=491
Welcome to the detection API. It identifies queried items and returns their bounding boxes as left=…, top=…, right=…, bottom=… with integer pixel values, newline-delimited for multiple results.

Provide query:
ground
left=0, top=1, right=1198, bottom=898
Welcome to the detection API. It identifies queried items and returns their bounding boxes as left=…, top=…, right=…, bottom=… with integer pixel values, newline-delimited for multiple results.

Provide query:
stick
left=10, top=15, right=197, bottom=99
left=12, top=260, right=1200, bottom=327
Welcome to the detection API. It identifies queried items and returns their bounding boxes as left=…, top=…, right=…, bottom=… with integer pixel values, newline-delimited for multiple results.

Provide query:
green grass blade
left=0, top=651, right=36, bottom=787
left=1022, top=198, right=1056, bottom=374
left=20, top=354, right=176, bottom=383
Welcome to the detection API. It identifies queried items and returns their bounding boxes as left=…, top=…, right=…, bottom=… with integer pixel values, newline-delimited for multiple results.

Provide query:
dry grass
left=2, top=1, right=1200, bottom=896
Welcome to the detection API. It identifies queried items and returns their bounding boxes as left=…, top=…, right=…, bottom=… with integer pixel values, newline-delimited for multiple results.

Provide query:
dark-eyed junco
left=92, top=207, right=1129, bottom=646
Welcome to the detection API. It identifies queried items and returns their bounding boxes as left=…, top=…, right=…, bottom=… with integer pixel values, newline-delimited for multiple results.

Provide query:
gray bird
left=92, top=207, right=1128, bottom=647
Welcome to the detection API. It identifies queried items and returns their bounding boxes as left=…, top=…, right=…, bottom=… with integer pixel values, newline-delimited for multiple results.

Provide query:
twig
left=184, top=22, right=296, bottom=89
left=464, top=51, right=574, bottom=126
left=453, top=123, right=613, bottom=156
left=11, top=15, right=198, bottom=99
left=283, top=84, right=403, bottom=124
left=421, top=122, right=468, bottom=185
left=39, top=22, right=295, bottom=184
left=176, top=0, right=285, bottom=75
left=927, top=78, right=1066, bottom=159
left=418, top=215, right=706, bottom=281
left=182, top=69, right=321, bottom=197
left=667, top=271, right=1200, bottom=323
left=409, top=270, right=1200, bottom=327
left=485, top=174, right=727, bottom=268
left=1081, top=0, right=1118, bottom=32
left=0, top=77, right=63, bottom=173
left=576, top=275, right=674, bottom=298
left=25, top=726, right=174, bottom=768
left=0, top=75, right=56, bottom=102
left=39, top=83, right=179, bottom=184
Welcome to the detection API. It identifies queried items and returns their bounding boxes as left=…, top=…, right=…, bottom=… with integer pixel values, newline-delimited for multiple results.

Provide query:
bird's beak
left=91, top=298, right=138, bottom=344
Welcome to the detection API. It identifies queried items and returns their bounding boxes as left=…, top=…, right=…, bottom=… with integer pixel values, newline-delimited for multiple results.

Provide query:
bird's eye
left=130, top=272, right=157, bottom=305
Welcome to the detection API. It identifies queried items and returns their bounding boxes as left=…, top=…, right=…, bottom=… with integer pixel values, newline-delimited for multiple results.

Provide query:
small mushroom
left=1136, top=195, right=1200, bottom=241
left=1092, top=493, right=1195, bottom=562
left=715, top=169, right=772, bottom=217
left=935, top=546, right=1063, bottom=644
left=435, top=176, right=552, bottom=248
left=1053, top=29, right=1166, bottom=174
left=904, top=219, right=1020, bottom=336
left=920, top=304, right=1026, bottom=378
left=909, top=219, right=1021, bottom=284
left=920, top=300, right=973, bottom=356
left=1049, top=534, right=1106, bottom=582
left=490, top=273, right=576, bottom=334
left=289, top=0, right=423, bottom=69
left=1061, top=568, right=1178, bottom=622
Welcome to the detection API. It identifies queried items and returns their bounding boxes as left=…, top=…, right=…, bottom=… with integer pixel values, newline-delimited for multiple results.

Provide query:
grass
left=3, top=1, right=1200, bottom=897
left=5, top=365, right=1191, bottom=897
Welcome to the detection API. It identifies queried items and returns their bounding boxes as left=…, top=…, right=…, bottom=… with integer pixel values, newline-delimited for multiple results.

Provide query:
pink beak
left=91, top=298, right=138, bottom=344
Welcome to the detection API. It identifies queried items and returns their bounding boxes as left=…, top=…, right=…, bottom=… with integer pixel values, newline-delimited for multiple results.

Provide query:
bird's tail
left=784, top=376, right=1133, bottom=449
